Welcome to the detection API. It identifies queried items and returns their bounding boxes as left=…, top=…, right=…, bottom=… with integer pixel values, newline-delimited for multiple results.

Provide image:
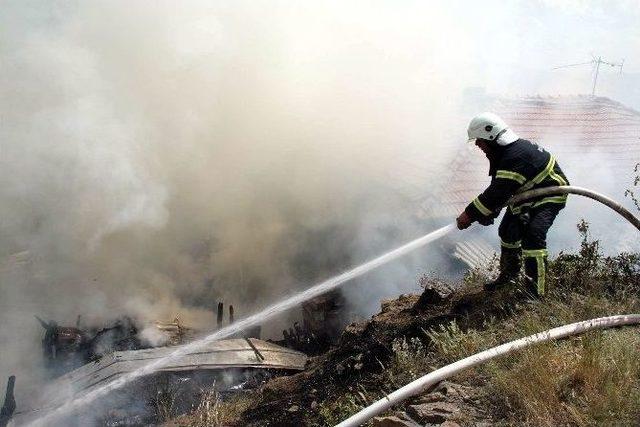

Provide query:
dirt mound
left=241, top=279, right=522, bottom=426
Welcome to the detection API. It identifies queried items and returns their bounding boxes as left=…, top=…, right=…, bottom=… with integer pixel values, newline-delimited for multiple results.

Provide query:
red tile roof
left=422, top=96, right=640, bottom=218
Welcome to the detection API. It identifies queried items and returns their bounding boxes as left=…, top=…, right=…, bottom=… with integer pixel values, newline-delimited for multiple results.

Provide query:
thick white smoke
left=0, top=1, right=469, bottom=396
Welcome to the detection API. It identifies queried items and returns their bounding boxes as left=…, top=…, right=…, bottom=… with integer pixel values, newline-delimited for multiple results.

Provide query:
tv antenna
left=553, top=55, right=624, bottom=96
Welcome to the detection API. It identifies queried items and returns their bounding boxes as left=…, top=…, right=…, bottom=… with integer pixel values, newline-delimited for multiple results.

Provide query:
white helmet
left=467, top=112, right=519, bottom=146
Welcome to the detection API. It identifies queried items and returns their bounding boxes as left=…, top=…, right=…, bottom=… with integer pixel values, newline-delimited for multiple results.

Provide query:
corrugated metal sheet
left=62, top=338, right=304, bottom=391
left=24, top=338, right=306, bottom=413
left=453, top=239, right=496, bottom=269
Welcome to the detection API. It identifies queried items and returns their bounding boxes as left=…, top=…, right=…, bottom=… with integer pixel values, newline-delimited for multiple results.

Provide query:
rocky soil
left=238, top=279, right=527, bottom=426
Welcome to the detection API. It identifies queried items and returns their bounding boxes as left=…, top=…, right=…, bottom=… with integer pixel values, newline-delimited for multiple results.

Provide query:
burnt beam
left=244, top=338, right=265, bottom=362
left=0, top=375, right=16, bottom=427
left=216, top=302, right=224, bottom=328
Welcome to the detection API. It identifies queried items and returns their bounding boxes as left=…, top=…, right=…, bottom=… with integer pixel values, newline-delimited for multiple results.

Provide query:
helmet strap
left=495, top=128, right=508, bottom=141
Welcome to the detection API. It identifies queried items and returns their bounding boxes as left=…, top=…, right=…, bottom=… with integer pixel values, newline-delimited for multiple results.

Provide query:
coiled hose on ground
left=336, top=185, right=640, bottom=427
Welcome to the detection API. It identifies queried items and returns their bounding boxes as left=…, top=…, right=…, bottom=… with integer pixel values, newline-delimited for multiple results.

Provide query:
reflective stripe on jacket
left=464, top=139, right=570, bottom=221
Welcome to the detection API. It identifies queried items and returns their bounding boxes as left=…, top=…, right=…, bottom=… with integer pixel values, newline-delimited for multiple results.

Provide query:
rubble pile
left=275, top=291, right=349, bottom=355
left=10, top=301, right=304, bottom=426
left=36, top=315, right=144, bottom=377
left=372, top=381, right=489, bottom=427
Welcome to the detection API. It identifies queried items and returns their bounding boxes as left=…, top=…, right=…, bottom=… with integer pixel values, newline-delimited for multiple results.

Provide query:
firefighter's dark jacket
left=464, top=139, right=570, bottom=222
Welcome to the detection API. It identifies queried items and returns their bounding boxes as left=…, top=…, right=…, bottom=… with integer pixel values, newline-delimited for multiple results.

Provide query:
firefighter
left=456, top=112, right=569, bottom=297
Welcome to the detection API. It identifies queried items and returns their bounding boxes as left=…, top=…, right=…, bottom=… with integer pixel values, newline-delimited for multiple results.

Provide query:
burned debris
left=36, top=316, right=88, bottom=376
left=36, top=300, right=264, bottom=381
left=216, top=301, right=224, bottom=328
left=16, top=299, right=308, bottom=425
left=279, top=291, right=350, bottom=354
left=14, top=338, right=307, bottom=426
left=0, top=376, right=15, bottom=427
left=214, top=300, right=261, bottom=339
left=154, top=318, right=196, bottom=346
left=245, top=337, right=266, bottom=362
left=36, top=315, right=142, bottom=377
left=301, top=291, right=347, bottom=344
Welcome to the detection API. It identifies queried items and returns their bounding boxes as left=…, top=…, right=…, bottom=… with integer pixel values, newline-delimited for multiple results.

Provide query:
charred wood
left=0, top=375, right=15, bottom=427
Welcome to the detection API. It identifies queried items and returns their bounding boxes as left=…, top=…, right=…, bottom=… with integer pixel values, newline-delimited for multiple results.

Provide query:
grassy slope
left=174, top=224, right=640, bottom=426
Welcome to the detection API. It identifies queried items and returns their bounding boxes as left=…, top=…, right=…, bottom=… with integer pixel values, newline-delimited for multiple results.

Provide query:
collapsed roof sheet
left=25, top=338, right=306, bottom=412
left=68, top=338, right=304, bottom=389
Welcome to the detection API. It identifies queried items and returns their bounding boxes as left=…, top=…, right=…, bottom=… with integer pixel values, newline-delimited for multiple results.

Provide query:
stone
left=434, top=381, right=474, bottom=401
left=407, top=402, right=460, bottom=424
left=415, top=279, right=453, bottom=308
left=371, top=415, right=421, bottom=427
left=414, top=391, right=446, bottom=404
left=287, top=405, right=299, bottom=413
left=380, top=299, right=395, bottom=312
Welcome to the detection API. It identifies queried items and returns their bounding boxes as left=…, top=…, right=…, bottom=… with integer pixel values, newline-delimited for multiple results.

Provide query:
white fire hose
left=508, top=185, right=640, bottom=231
left=336, top=314, right=640, bottom=427
left=337, top=186, right=640, bottom=426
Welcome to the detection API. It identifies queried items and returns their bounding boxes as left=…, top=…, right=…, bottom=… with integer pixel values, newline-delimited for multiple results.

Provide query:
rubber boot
left=484, top=247, right=522, bottom=292
left=523, top=254, right=548, bottom=298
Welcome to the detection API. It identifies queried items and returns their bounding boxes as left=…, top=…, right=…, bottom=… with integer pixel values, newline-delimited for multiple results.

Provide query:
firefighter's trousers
left=498, top=203, right=565, bottom=296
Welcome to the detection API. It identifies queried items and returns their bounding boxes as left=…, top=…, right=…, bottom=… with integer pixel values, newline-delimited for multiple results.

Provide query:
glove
left=478, top=216, right=495, bottom=226
left=456, top=211, right=472, bottom=230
